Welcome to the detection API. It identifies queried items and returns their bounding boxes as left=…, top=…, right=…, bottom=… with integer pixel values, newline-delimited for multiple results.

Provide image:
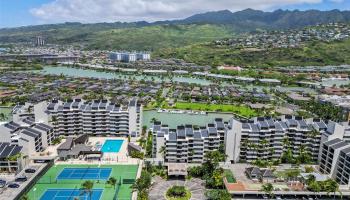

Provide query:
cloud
left=30, top=0, right=323, bottom=23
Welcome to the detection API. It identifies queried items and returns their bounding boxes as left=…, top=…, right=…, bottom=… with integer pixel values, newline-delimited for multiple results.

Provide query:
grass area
left=27, top=164, right=138, bottom=200
left=168, top=102, right=258, bottom=118
left=155, top=38, right=350, bottom=67
left=0, top=107, right=12, bottom=121
left=224, top=169, right=236, bottom=183
left=274, top=168, right=301, bottom=179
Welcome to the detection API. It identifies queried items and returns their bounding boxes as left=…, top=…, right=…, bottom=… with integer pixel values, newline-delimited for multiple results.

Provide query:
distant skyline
left=0, top=0, right=349, bottom=28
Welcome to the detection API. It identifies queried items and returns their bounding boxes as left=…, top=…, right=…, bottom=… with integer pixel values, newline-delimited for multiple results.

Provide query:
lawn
left=170, top=102, right=258, bottom=118
left=274, top=168, right=301, bottom=179
left=27, top=164, right=138, bottom=200
left=224, top=169, right=236, bottom=183
left=0, top=107, right=12, bottom=121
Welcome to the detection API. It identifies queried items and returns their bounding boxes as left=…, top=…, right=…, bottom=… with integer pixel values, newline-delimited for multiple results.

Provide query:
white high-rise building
left=109, top=51, right=150, bottom=63
left=225, top=116, right=344, bottom=164
left=151, top=118, right=225, bottom=163
left=36, top=36, right=45, bottom=46
left=46, top=99, right=142, bottom=136
left=152, top=116, right=347, bottom=165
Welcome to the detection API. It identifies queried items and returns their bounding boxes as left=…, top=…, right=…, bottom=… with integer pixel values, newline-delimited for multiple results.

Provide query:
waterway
left=32, top=66, right=213, bottom=85
left=30, top=66, right=318, bottom=93
left=321, top=78, right=350, bottom=87
left=142, top=110, right=233, bottom=128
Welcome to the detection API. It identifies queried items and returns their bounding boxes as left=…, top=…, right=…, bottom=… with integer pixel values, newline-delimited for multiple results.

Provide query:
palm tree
left=261, top=183, right=274, bottom=198
left=159, top=146, right=166, bottom=158
left=81, top=180, right=94, bottom=200
left=150, top=117, right=157, bottom=124
left=282, top=137, right=291, bottom=148
left=0, top=113, right=8, bottom=121
left=107, top=177, right=117, bottom=189
left=325, top=179, right=341, bottom=199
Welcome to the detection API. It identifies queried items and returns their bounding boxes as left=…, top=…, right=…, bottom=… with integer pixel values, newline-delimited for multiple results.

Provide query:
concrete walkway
left=149, top=176, right=206, bottom=200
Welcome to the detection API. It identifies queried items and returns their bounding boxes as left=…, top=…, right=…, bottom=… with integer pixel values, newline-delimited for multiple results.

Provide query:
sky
left=0, top=0, right=349, bottom=28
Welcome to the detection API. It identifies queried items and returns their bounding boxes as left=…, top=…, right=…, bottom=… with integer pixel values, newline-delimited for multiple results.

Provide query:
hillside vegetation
left=154, top=39, right=350, bottom=67
left=86, top=24, right=233, bottom=50
left=1, top=9, right=350, bottom=51
left=0, top=24, right=233, bottom=51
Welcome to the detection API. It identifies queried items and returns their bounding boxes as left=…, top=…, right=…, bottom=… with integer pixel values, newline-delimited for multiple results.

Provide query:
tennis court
left=40, top=188, right=103, bottom=200
left=27, top=164, right=138, bottom=200
left=57, top=168, right=112, bottom=180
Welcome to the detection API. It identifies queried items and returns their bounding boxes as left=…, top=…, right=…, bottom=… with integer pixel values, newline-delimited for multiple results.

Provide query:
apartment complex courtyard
left=149, top=176, right=206, bottom=200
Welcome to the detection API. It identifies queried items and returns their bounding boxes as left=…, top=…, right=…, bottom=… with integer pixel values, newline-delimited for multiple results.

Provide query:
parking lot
left=0, top=164, right=43, bottom=200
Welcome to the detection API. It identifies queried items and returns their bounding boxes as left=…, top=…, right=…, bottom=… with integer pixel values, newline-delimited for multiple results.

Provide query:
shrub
left=130, top=151, right=144, bottom=159
left=166, top=186, right=187, bottom=197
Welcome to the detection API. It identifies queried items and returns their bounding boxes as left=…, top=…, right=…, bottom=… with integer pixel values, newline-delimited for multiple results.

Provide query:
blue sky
left=0, top=0, right=349, bottom=28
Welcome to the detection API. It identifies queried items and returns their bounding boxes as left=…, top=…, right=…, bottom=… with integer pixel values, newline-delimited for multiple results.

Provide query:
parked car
left=25, top=168, right=36, bottom=173
left=0, top=179, right=6, bottom=188
left=8, top=183, right=20, bottom=188
left=15, top=176, right=27, bottom=182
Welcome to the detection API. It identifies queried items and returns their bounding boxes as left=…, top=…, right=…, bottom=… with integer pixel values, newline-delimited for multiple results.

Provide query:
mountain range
left=1, top=9, right=350, bottom=50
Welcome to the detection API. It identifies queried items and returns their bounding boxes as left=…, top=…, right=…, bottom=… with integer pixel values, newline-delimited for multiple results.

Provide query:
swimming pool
left=101, top=140, right=124, bottom=153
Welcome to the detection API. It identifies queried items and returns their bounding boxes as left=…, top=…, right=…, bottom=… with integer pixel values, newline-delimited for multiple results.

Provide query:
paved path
left=149, top=176, right=206, bottom=200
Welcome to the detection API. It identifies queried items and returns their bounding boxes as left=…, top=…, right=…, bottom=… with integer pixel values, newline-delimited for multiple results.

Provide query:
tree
left=0, top=113, right=8, bottom=121
left=281, top=148, right=294, bottom=164
left=131, top=171, right=152, bottom=199
left=150, top=117, right=157, bottom=123
left=261, top=183, right=274, bottom=198
left=81, top=180, right=94, bottom=200
left=107, top=177, right=117, bottom=189
left=211, top=169, right=225, bottom=188
left=308, top=181, right=321, bottom=196
left=205, top=189, right=231, bottom=200
left=188, top=166, right=203, bottom=178
left=158, top=145, right=166, bottom=158
left=324, top=179, right=341, bottom=199
left=306, top=174, right=316, bottom=185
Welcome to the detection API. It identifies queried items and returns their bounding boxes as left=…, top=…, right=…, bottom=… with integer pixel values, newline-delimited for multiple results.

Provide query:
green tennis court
left=27, top=164, right=138, bottom=200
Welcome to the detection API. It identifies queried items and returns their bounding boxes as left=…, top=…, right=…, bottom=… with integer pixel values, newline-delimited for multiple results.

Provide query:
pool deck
left=55, top=137, right=140, bottom=165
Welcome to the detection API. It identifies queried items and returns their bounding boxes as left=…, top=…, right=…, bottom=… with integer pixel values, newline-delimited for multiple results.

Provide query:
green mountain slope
left=154, top=39, right=350, bottom=67
left=86, top=24, right=234, bottom=50
left=0, top=24, right=233, bottom=51
left=1, top=9, right=350, bottom=51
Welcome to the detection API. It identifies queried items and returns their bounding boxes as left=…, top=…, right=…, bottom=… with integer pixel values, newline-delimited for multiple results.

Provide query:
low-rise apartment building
left=0, top=118, right=55, bottom=156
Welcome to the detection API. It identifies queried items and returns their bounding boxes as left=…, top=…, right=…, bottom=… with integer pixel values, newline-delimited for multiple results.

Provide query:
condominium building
left=0, top=118, right=55, bottom=156
left=151, top=115, right=347, bottom=164
left=151, top=118, right=225, bottom=163
left=109, top=51, right=150, bottom=63
left=0, top=142, right=25, bottom=173
left=225, top=116, right=343, bottom=163
left=35, top=36, right=45, bottom=46
left=319, top=138, right=350, bottom=188
left=45, top=99, right=142, bottom=136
